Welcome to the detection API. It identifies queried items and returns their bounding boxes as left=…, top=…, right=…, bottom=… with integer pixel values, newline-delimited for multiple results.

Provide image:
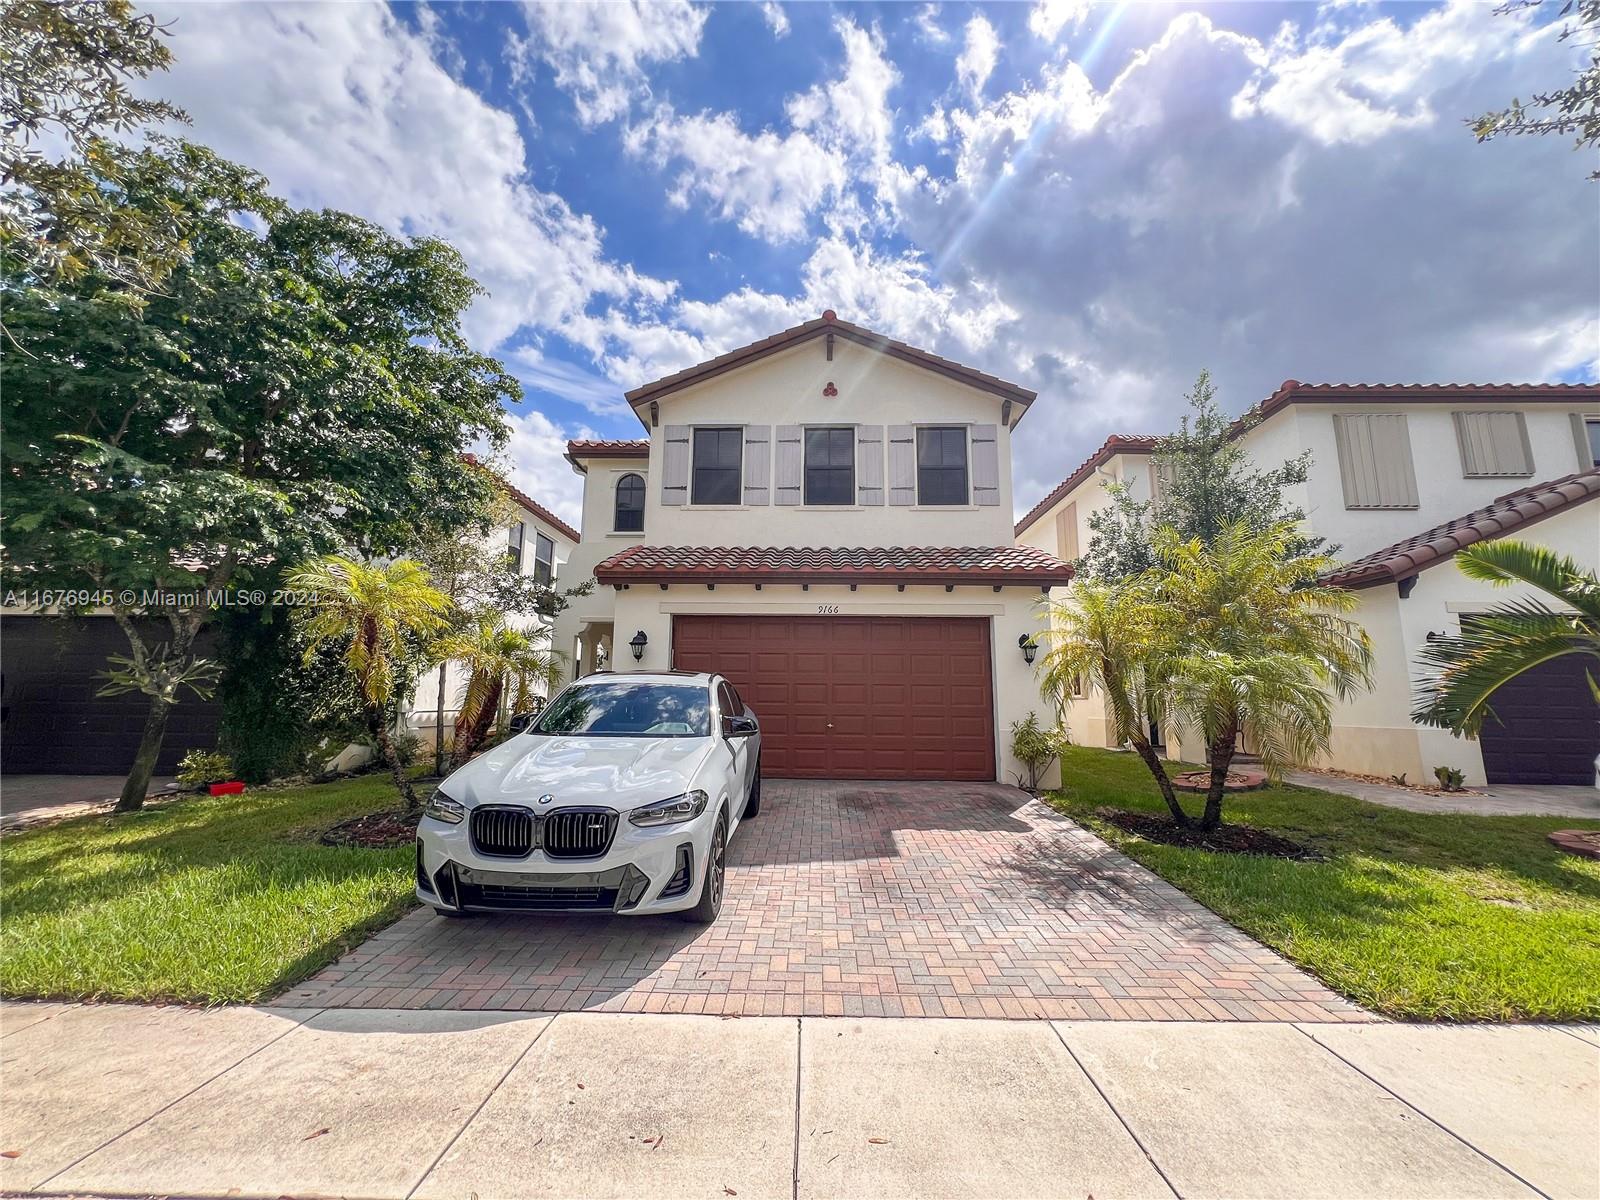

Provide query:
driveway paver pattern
left=283, top=781, right=1367, bottom=1020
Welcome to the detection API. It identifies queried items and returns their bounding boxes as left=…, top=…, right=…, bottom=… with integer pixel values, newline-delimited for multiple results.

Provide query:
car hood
left=440, top=734, right=715, bottom=811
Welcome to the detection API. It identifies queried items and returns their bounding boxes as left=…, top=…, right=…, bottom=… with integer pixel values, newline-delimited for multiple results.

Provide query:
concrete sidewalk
left=1, top=1003, right=1595, bottom=1200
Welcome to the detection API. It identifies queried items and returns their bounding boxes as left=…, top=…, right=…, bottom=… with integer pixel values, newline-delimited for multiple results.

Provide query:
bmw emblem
left=538, top=794, right=555, bottom=805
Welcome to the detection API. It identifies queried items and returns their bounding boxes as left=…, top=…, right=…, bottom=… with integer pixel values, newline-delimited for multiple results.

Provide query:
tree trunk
left=370, top=706, right=420, bottom=814
left=115, top=692, right=172, bottom=812
left=1201, top=726, right=1238, bottom=831
left=450, top=674, right=503, bottom=769
left=1129, top=734, right=1191, bottom=826
left=433, top=660, right=447, bottom=777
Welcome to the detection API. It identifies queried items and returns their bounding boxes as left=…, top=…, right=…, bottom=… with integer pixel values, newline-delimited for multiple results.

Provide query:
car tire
left=743, top=759, right=762, bottom=818
left=680, top=811, right=727, bottom=924
left=434, top=907, right=474, bottom=919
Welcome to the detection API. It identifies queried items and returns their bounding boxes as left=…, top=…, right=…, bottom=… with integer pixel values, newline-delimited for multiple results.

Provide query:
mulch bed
left=1096, top=806, right=1324, bottom=861
left=1172, top=768, right=1267, bottom=794
left=320, top=810, right=419, bottom=849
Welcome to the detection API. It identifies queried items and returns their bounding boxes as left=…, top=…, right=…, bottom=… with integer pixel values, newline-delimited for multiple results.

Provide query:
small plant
left=1011, top=713, right=1071, bottom=793
left=390, top=730, right=422, bottom=768
left=176, top=749, right=234, bottom=788
left=1388, top=773, right=1408, bottom=786
left=1433, top=765, right=1466, bottom=792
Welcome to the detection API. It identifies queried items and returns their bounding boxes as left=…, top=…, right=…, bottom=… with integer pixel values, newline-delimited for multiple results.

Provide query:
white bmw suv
left=416, top=671, right=761, bottom=923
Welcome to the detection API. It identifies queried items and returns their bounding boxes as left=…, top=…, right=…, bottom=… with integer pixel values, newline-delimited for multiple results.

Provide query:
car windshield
left=533, top=680, right=712, bottom=738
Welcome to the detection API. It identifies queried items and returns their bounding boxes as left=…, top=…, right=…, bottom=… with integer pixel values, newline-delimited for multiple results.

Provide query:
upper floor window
left=614, top=472, right=645, bottom=532
left=804, top=428, right=855, bottom=505
left=917, top=426, right=968, bottom=505
left=1453, top=411, right=1532, bottom=477
left=1586, top=416, right=1600, bottom=467
left=507, top=521, right=526, bottom=570
left=1332, top=413, right=1418, bottom=509
left=532, top=532, right=555, bottom=586
left=692, top=427, right=742, bottom=505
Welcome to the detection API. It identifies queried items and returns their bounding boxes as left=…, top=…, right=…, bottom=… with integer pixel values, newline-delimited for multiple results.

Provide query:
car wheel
left=743, top=758, right=762, bottom=818
left=681, top=812, right=727, bottom=923
left=434, top=907, right=474, bottom=919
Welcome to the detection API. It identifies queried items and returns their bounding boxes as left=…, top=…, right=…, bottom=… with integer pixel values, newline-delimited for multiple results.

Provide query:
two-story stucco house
left=1016, top=382, right=1600, bottom=786
left=552, top=312, right=1074, bottom=784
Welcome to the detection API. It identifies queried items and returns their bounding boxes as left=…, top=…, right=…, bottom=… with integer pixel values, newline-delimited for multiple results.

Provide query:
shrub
left=176, top=749, right=234, bottom=788
left=1434, top=765, right=1466, bottom=792
left=1011, top=713, right=1071, bottom=792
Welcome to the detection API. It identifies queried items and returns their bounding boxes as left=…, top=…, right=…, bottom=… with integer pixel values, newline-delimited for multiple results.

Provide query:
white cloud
left=1028, top=0, right=1090, bottom=44
left=787, top=18, right=901, bottom=167
left=957, top=15, right=1001, bottom=99
left=760, top=2, right=790, bottom=39
left=498, top=407, right=586, bottom=527
left=914, top=4, right=951, bottom=46
left=506, top=349, right=629, bottom=419
left=516, top=0, right=706, bottom=125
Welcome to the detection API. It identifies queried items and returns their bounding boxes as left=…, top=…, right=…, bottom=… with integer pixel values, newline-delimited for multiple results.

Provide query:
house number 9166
left=816, top=604, right=840, bottom=614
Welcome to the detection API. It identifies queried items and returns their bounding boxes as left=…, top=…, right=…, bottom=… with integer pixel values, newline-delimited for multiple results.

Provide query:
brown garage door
left=1476, top=651, right=1599, bottom=785
left=672, top=615, right=995, bottom=781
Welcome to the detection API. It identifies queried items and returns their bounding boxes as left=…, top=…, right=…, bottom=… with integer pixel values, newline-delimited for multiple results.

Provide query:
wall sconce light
left=1018, top=634, right=1038, bottom=665
left=629, top=630, right=648, bottom=662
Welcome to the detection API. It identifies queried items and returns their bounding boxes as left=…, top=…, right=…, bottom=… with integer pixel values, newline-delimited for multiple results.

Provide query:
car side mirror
left=507, top=711, right=538, bottom=735
left=723, top=714, right=759, bottom=739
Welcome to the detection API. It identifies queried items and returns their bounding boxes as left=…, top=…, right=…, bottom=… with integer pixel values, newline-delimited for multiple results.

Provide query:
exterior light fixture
left=629, top=630, right=649, bottom=662
left=1018, top=634, right=1038, bottom=665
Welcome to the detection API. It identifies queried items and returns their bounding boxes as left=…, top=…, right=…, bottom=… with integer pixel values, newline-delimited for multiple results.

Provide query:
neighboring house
left=551, top=311, right=1074, bottom=784
left=406, top=475, right=579, bottom=752
left=1016, top=382, right=1600, bottom=786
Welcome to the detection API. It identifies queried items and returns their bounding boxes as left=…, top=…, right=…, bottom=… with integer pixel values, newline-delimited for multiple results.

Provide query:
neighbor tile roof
left=1013, top=434, right=1158, bottom=537
left=622, top=310, right=1037, bottom=421
left=1260, top=380, right=1600, bottom=417
left=595, top=544, right=1075, bottom=587
left=1323, top=469, right=1600, bottom=590
left=460, top=453, right=581, bottom=544
left=564, top=439, right=650, bottom=472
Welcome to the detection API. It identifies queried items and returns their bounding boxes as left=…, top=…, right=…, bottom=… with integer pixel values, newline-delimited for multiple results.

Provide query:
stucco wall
left=607, top=583, right=1058, bottom=786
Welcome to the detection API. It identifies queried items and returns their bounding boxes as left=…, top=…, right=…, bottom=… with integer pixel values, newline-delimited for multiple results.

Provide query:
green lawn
left=1050, top=747, right=1600, bottom=1022
left=0, top=775, right=416, bottom=1004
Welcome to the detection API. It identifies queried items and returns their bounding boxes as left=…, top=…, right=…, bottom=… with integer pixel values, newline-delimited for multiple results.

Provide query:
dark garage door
left=1477, top=652, right=1599, bottom=785
left=1, top=615, right=221, bottom=775
left=672, top=615, right=995, bottom=781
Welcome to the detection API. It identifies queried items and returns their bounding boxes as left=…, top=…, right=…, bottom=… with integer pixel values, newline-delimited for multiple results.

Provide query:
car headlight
left=628, top=789, right=709, bottom=827
left=423, top=788, right=466, bottom=825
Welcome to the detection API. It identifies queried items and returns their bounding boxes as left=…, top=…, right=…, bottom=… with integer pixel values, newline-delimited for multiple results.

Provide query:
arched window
left=614, top=472, right=645, bottom=533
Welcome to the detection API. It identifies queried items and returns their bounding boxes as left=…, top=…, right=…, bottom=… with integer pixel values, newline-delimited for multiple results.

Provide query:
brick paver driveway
left=283, top=781, right=1367, bottom=1021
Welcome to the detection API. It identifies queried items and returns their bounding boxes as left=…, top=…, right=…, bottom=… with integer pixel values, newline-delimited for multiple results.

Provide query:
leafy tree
left=288, top=556, right=451, bottom=813
left=1472, top=0, right=1600, bottom=181
left=437, top=611, right=564, bottom=769
left=1413, top=540, right=1600, bottom=732
left=1, top=0, right=189, bottom=316
left=1152, top=522, right=1372, bottom=829
left=2, top=138, right=515, bottom=811
left=1079, top=371, right=1322, bottom=580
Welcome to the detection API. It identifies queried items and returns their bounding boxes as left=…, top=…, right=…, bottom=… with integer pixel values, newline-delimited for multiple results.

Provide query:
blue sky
left=142, top=0, right=1598, bottom=523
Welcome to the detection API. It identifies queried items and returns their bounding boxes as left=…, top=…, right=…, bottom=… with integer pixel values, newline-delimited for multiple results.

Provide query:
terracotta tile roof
left=595, top=544, right=1075, bottom=587
left=1261, top=379, right=1600, bottom=417
left=564, top=439, right=650, bottom=473
left=1324, top=469, right=1600, bottom=590
left=622, top=310, right=1037, bottom=423
left=460, top=454, right=581, bottom=544
left=1014, top=434, right=1158, bottom=537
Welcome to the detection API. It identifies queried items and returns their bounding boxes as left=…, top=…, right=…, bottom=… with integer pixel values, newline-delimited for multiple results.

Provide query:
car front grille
left=470, top=806, right=536, bottom=858
left=542, top=808, right=619, bottom=860
left=457, top=882, right=618, bottom=911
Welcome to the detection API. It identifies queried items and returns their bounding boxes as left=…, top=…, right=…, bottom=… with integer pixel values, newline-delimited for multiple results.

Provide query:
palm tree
left=1153, top=521, right=1373, bottom=829
left=289, top=555, right=451, bottom=812
left=1413, top=540, right=1600, bottom=735
left=1037, top=579, right=1189, bottom=824
left=437, top=610, right=564, bottom=769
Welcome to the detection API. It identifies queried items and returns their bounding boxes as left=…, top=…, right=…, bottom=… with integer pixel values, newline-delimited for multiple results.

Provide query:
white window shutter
left=971, top=424, right=1000, bottom=506
left=774, top=425, right=802, bottom=505
left=1333, top=413, right=1418, bottom=509
left=1571, top=413, right=1596, bottom=469
left=1056, top=502, right=1079, bottom=560
left=888, top=425, right=916, bottom=505
left=855, top=425, right=884, bottom=505
left=1453, top=411, right=1532, bottom=477
left=743, top=425, right=771, bottom=504
left=662, top=426, right=690, bottom=506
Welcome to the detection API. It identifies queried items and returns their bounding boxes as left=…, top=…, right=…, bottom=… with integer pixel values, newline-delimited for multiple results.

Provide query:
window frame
left=1586, top=416, right=1600, bottom=468
left=803, top=426, right=856, bottom=506
left=532, top=531, right=555, bottom=586
left=690, top=426, right=744, bottom=506
left=613, top=471, right=646, bottom=533
left=507, top=521, right=526, bottom=571
left=916, top=425, right=970, bottom=506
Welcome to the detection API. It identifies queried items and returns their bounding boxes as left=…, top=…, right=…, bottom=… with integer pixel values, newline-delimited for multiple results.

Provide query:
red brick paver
left=281, top=781, right=1369, bottom=1021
